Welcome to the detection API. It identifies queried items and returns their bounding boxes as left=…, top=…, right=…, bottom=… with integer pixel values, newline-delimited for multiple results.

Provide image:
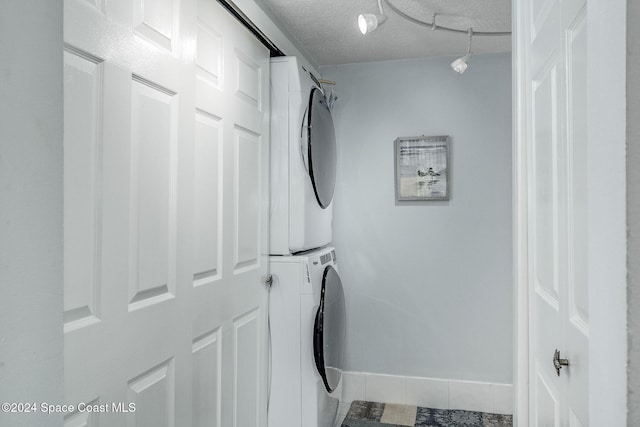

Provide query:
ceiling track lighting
left=451, top=28, right=473, bottom=74
left=357, top=0, right=510, bottom=72
left=358, top=0, right=388, bottom=34
left=378, top=0, right=510, bottom=36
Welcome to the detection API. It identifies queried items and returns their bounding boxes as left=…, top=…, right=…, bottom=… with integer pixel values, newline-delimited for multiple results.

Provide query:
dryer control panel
left=320, top=252, right=332, bottom=265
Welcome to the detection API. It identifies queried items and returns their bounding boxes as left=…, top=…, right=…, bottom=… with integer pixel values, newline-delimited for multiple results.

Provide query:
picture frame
left=394, top=135, right=450, bottom=201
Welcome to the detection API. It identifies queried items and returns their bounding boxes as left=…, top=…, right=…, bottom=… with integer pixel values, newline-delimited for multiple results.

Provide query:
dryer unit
left=268, top=247, right=346, bottom=427
left=270, top=56, right=337, bottom=255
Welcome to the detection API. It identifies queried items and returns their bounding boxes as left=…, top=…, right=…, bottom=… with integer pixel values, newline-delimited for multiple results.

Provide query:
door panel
left=566, top=10, right=588, bottom=331
left=127, top=359, right=175, bottom=427
left=569, top=410, right=585, bottom=427
left=532, top=60, right=559, bottom=304
left=132, top=0, right=177, bottom=50
left=192, top=329, right=222, bottom=427
left=63, top=46, right=103, bottom=330
left=195, top=1, right=270, bottom=426
left=235, top=127, right=262, bottom=270
left=233, top=309, right=261, bottom=427
left=64, top=0, right=269, bottom=425
left=522, top=0, right=588, bottom=424
left=531, top=0, right=556, bottom=37
left=236, top=53, right=263, bottom=109
left=193, top=111, right=223, bottom=286
left=565, top=7, right=589, bottom=426
left=129, top=77, right=177, bottom=308
left=534, top=372, right=559, bottom=427
left=196, top=24, right=223, bottom=91
left=530, top=53, right=564, bottom=427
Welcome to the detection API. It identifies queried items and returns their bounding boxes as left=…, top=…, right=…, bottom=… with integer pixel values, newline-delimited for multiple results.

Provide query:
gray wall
left=0, top=1, right=64, bottom=426
left=321, top=53, right=513, bottom=383
left=587, top=0, right=628, bottom=422
left=628, top=0, right=640, bottom=424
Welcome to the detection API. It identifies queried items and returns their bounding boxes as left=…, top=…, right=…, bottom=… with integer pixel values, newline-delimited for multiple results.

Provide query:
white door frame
left=513, top=0, right=628, bottom=425
left=512, top=0, right=529, bottom=424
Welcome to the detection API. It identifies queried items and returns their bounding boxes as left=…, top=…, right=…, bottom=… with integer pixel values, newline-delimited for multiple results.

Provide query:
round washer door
left=307, top=87, right=337, bottom=209
left=313, top=265, right=346, bottom=393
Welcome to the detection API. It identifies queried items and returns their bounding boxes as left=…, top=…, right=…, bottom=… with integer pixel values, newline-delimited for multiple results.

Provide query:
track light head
left=451, top=29, right=473, bottom=74
left=358, top=13, right=388, bottom=34
left=451, top=54, right=471, bottom=74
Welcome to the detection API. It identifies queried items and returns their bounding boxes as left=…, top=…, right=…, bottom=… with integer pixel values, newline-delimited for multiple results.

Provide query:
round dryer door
left=313, top=265, right=346, bottom=393
left=307, top=87, right=337, bottom=209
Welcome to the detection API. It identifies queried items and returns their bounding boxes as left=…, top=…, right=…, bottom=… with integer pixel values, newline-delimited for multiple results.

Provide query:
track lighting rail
left=382, top=0, right=511, bottom=37
left=357, top=0, right=510, bottom=73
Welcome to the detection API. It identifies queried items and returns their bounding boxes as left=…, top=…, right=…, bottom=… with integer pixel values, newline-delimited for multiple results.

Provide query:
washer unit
left=269, top=247, right=346, bottom=427
left=270, top=56, right=337, bottom=255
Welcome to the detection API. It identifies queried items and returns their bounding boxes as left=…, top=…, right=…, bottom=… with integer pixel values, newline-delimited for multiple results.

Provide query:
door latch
left=553, top=349, right=569, bottom=376
left=264, top=274, right=273, bottom=288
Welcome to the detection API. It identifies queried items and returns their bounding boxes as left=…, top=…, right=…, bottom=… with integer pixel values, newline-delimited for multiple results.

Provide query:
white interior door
left=520, top=0, right=588, bottom=425
left=63, top=0, right=270, bottom=425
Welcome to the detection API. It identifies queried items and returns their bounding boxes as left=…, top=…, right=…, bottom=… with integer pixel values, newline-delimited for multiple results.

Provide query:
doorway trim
left=512, top=0, right=528, bottom=424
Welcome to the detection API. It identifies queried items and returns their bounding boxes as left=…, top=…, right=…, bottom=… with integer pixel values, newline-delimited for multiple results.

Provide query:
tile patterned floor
left=341, top=400, right=513, bottom=427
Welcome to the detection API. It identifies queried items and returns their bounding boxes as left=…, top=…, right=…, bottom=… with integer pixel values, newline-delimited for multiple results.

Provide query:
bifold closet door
left=63, top=0, right=269, bottom=425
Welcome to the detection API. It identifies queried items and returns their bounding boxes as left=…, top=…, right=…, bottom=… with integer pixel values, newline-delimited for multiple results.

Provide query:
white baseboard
left=338, top=371, right=513, bottom=416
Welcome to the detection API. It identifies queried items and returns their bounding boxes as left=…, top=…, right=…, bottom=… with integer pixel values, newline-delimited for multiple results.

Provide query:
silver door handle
left=553, top=349, right=569, bottom=376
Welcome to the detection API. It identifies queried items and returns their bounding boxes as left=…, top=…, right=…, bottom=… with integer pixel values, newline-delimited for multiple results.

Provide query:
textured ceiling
left=264, top=0, right=512, bottom=66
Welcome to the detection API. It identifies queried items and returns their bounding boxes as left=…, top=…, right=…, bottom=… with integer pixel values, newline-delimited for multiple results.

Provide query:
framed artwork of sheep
left=394, top=135, right=450, bottom=201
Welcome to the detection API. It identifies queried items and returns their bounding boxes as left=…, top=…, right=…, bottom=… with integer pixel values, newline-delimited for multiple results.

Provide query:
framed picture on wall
left=394, top=135, right=450, bottom=201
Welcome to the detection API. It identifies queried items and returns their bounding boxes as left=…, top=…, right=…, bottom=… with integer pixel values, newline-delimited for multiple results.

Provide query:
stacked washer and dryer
left=268, top=56, right=346, bottom=427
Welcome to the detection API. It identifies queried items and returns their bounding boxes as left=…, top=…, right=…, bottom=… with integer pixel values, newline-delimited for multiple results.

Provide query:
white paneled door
left=63, top=0, right=270, bottom=426
left=520, top=0, right=588, bottom=425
